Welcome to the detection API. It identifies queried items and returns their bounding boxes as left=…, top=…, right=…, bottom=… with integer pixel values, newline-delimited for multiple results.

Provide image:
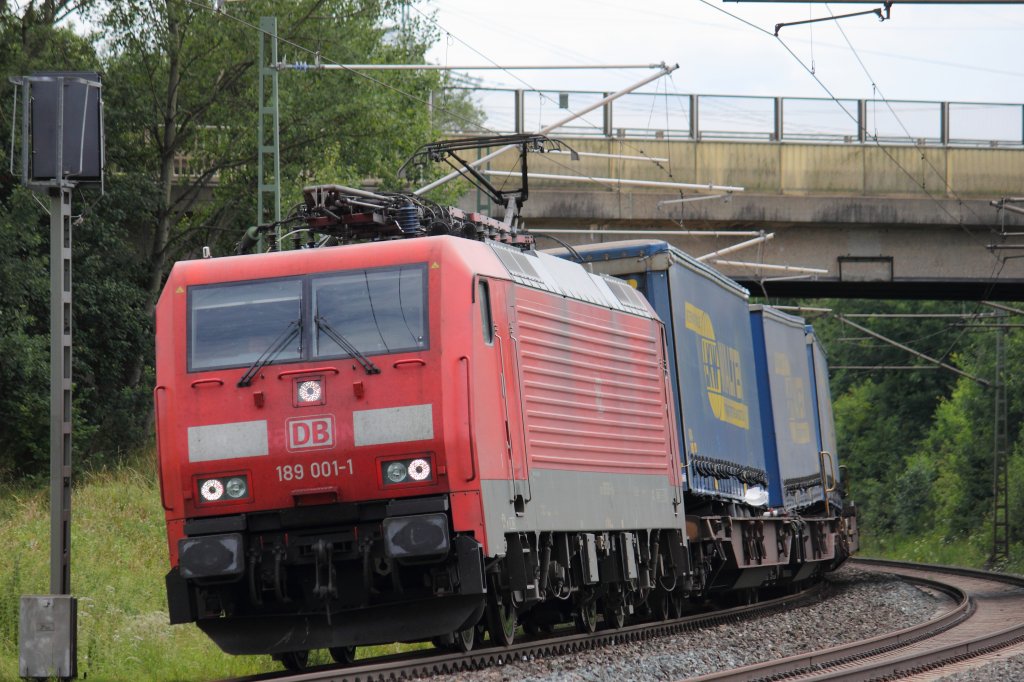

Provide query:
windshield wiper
left=315, top=315, right=381, bottom=375
left=238, top=319, right=301, bottom=387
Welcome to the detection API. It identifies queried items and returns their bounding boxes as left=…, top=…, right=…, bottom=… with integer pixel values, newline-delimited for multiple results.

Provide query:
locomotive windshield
left=189, top=279, right=302, bottom=371
left=313, top=266, right=427, bottom=357
left=187, top=264, right=428, bottom=372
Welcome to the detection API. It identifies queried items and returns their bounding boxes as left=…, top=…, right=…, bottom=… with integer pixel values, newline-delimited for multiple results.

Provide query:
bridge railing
left=440, top=87, right=1024, bottom=149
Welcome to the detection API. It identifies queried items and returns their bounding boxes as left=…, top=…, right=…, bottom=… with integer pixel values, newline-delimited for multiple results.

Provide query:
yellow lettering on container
left=684, top=302, right=749, bottom=430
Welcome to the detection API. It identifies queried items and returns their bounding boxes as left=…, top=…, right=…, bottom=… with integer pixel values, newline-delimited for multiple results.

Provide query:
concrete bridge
left=452, top=91, right=1024, bottom=299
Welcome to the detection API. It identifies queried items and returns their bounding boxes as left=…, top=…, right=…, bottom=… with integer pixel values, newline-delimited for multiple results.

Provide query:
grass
left=857, top=527, right=1024, bottom=576
left=0, top=461, right=438, bottom=681
left=0, top=464, right=289, bottom=681
left=6, top=463, right=1020, bottom=680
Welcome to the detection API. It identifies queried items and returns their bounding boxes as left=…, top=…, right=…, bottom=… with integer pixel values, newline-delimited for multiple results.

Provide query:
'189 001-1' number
left=276, top=459, right=353, bottom=482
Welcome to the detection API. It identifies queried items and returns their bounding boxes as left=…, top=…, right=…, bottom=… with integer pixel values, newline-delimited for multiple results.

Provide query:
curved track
left=689, top=558, right=1024, bottom=681
left=224, top=584, right=825, bottom=682
left=222, top=559, right=1024, bottom=682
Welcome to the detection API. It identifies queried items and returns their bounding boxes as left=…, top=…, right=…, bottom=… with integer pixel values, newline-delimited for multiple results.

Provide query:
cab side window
left=478, top=280, right=494, bottom=345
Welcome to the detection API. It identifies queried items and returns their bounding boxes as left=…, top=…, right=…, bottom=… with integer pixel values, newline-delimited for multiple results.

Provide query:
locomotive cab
left=155, top=237, right=498, bottom=656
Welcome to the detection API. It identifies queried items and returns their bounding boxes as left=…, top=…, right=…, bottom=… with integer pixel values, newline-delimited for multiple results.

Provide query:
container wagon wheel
left=278, top=650, right=309, bottom=672
left=329, top=645, right=356, bottom=665
left=486, top=580, right=517, bottom=646
left=574, top=597, right=598, bottom=634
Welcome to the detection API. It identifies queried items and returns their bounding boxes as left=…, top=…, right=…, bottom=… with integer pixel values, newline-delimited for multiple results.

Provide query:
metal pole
left=50, top=79, right=72, bottom=599
left=774, top=97, right=783, bottom=142
left=940, top=101, right=950, bottom=146
left=531, top=229, right=763, bottom=237
left=696, top=232, right=775, bottom=262
left=514, top=89, right=525, bottom=134
left=277, top=62, right=666, bottom=71
left=257, top=16, right=281, bottom=249
left=690, top=94, right=699, bottom=141
left=603, top=92, right=613, bottom=138
left=712, top=259, right=828, bottom=274
left=482, top=169, right=743, bottom=193
left=992, top=320, right=1010, bottom=564
left=858, top=99, right=868, bottom=143
left=49, top=184, right=73, bottom=598
left=415, top=64, right=678, bottom=195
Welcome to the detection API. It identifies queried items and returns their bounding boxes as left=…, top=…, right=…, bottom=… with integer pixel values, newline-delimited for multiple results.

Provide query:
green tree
left=0, top=0, right=478, bottom=478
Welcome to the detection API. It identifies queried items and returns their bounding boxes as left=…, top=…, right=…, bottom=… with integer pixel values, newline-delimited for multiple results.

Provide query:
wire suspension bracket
left=775, top=2, right=891, bottom=36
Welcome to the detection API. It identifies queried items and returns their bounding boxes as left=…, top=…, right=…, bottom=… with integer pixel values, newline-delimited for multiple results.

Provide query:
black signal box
left=26, top=71, right=103, bottom=184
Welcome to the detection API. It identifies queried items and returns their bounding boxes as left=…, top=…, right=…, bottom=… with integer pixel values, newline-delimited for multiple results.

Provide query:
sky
left=415, top=0, right=1024, bottom=140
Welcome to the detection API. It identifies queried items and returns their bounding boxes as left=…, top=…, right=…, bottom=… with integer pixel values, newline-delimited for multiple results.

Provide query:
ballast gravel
left=428, top=565, right=946, bottom=682
left=936, top=653, right=1024, bottom=681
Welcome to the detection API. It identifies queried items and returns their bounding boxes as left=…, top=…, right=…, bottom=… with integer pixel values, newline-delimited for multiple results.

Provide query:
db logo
left=286, top=415, right=335, bottom=451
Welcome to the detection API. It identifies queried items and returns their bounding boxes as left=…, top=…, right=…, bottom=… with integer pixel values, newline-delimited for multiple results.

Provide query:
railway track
left=226, top=559, right=1024, bottom=682
left=692, top=558, right=1024, bottom=681
left=227, top=583, right=826, bottom=682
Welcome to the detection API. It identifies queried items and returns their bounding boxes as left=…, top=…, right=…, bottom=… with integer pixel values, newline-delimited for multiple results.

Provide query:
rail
left=438, top=87, right=1024, bottom=149
left=221, top=559, right=1024, bottom=682
left=220, top=583, right=826, bottom=682
left=691, top=557, right=1024, bottom=681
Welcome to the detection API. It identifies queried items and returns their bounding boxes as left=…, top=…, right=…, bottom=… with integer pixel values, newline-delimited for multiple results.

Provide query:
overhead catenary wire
left=686, top=0, right=1019, bottom=327
left=181, top=0, right=503, bottom=136
left=188, top=0, right=678, bottom=199
left=823, top=3, right=983, bottom=225
left=833, top=314, right=991, bottom=386
left=693, top=0, right=992, bottom=243
left=406, top=3, right=687, bottom=184
left=416, top=64, right=679, bottom=194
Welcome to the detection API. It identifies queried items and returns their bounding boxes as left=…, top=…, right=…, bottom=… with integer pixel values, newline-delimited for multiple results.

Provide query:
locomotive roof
left=541, top=239, right=751, bottom=300
left=162, top=236, right=657, bottom=320
left=488, top=241, right=656, bottom=319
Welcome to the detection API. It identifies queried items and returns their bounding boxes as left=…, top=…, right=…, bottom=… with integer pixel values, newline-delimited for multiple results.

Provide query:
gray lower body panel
left=480, top=468, right=680, bottom=556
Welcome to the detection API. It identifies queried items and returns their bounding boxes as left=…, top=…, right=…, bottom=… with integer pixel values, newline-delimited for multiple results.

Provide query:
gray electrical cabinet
left=19, top=595, right=77, bottom=678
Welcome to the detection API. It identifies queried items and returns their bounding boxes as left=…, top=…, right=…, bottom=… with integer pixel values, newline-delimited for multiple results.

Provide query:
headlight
left=296, top=379, right=322, bottom=403
left=381, top=456, right=434, bottom=486
left=225, top=477, right=248, bottom=499
left=408, top=458, right=431, bottom=481
left=199, top=478, right=224, bottom=502
left=386, top=462, right=408, bottom=484
left=198, top=475, right=249, bottom=503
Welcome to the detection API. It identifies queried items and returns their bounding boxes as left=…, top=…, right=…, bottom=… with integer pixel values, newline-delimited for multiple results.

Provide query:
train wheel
left=279, top=650, right=309, bottom=672
left=329, top=645, right=356, bottom=665
left=651, top=588, right=672, bottom=621
left=454, top=626, right=476, bottom=652
left=574, top=598, right=598, bottom=634
left=603, top=599, right=626, bottom=630
left=487, top=586, right=517, bottom=646
left=670, top=591, right=686, bottom=619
